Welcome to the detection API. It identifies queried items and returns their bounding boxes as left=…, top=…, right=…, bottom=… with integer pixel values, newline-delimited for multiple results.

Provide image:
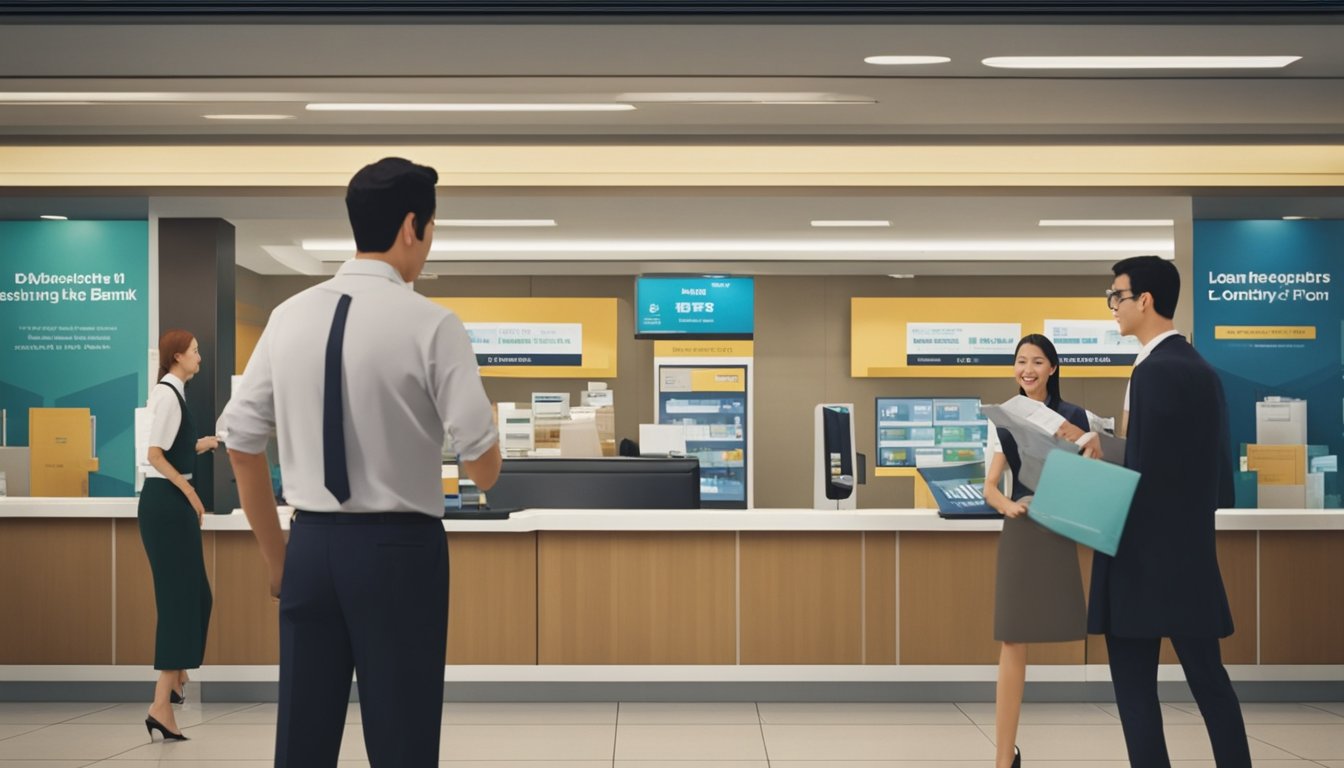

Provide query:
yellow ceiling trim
left=1, top=145, right=1342, bottom=187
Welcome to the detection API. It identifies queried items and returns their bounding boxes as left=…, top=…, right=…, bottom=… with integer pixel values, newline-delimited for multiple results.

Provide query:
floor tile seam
left=196, top=701, right=269, bottom=725
left=757, top=701, right=772, bottom=766
left=951, top=701, right=981, bottom=726
left=1246, top=729, right=1318, bottom=762
left=0, top=722, right=56, bottom=742
left=1302, top=703, right=1344, bottom=719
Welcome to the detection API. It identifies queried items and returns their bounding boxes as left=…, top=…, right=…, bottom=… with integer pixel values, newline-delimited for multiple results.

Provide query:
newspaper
left=981, top=396, right=1086, bottom=490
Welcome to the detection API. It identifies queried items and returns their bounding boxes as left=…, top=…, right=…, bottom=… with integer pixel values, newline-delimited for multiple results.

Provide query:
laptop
left=916, top=462, right=1001, bottom=520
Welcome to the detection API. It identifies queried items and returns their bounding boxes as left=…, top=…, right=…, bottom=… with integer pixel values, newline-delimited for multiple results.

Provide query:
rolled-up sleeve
left=217, top=318, right=277, bottom=454
left=428, top=315, right=497, bottom=461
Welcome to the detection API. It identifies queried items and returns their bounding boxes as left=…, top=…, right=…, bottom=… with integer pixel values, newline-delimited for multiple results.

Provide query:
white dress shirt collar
left=1134, top=329, right=1182, bottom=368
left=160, top=372, right=186, bottom=397
left=337, top=257, right=413, bottom=289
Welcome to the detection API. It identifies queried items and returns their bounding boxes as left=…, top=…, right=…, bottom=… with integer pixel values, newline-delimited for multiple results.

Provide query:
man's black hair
left=345, top=157, right=438, bottom=253
left=1112, top=254, right=1180, bottom=320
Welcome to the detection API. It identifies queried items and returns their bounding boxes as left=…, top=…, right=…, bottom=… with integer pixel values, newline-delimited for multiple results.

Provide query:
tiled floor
left=0, top=700, right=1339, bottom=766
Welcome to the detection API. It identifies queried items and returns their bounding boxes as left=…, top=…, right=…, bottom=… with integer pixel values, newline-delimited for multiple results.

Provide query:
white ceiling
left=0, top=16, right=1340, bottom=275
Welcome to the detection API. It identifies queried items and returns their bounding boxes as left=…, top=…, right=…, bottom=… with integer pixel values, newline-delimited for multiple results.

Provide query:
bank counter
left=2, top=498, right=1341, bottom=696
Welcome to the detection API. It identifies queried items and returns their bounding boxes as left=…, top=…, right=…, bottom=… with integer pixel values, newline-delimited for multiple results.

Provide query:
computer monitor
left=875, top=397, right=989, bottom=468
left=484, top=457, right=701, bottom=509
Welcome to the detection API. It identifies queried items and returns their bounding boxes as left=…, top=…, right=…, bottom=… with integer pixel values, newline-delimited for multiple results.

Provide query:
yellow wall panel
left=852, top=297, right=1133, bottom=379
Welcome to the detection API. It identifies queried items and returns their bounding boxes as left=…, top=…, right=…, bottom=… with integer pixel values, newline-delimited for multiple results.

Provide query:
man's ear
left=401, top=211, right=418, bottom=246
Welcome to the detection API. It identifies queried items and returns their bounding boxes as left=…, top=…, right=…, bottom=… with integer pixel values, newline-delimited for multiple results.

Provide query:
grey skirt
left=994, top=498, right=1086, bottom=643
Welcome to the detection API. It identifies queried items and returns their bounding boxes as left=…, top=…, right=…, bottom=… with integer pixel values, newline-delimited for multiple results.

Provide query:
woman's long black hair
left=1015, top=333, right=1062, bottom=406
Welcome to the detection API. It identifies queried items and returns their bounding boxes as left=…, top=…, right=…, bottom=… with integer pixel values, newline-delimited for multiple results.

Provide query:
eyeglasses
left=1105, top=288, right=1139, bottom=310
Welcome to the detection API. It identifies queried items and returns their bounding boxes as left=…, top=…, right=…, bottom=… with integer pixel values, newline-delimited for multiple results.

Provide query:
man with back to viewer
left=219, top=157, right=501, bottom=767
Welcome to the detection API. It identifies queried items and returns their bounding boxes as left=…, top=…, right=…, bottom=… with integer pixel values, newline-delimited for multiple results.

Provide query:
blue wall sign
left=635, top=276, right=754, bottom=339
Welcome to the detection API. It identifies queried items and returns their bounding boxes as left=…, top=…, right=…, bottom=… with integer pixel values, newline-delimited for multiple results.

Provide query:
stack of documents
left=980, top=397, right=1080, bottom=490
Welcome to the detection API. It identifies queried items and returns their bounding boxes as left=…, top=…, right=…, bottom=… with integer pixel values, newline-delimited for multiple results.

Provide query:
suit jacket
left=1087, top=335, right=1236, bottom=638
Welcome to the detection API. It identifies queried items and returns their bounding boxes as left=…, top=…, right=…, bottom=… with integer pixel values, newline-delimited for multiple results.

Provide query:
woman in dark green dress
left=139, top=330, right=217, bottom=741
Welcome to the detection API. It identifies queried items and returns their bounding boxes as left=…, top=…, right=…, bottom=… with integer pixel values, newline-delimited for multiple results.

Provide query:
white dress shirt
left=144, top=373, right=190, bottom=480
left=1123, top=329, right=1182, bottom=412
left=218, top=259, right=498, bottom=516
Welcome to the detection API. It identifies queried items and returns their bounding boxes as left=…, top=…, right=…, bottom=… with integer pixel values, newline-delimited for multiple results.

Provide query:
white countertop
left=1, top=497, right=1340, bottom=532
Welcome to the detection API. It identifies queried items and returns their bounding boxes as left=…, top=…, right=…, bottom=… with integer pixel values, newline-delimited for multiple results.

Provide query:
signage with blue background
left=0, top=221, right=149, bottom=496
left=1194, top=220, right=1342, bottom=506
left=636, top=275, right=754, bottom=339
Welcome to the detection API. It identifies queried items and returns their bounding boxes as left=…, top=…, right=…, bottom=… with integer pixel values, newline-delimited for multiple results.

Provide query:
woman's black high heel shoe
left=170, top=688, right=185, bottom=705
left=1011, top=745, right=1021, bottom=768
left=145, top=714, right=188, bottom=742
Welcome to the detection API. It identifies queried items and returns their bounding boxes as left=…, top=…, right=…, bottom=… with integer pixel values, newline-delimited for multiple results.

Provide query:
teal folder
left=1028, top=450, right=1140, bottom=556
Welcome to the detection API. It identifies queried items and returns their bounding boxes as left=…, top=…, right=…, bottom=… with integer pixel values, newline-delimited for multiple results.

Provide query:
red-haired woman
left=138, top=329, right=217, bottom=741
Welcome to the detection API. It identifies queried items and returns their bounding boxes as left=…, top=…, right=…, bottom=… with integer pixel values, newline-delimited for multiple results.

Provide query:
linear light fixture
left=1281, top=216, right=1316, bottom=221
left=811, top=220, right=892, bottom=227
left=435, top=219, right=557, bottom=227
left=306, top=103, right=636, bottom=112
left=864, top=56, right=951, bottom=66
left=983, top=56, right=1300, bottom=70
left=1039, top=219, right=1175, bottom=227
left=39, top=214, right=68, bottom=220
left=616, top=91, right=875, bottom=105
left=203, top=114, right=296, bottom=120
left=302, top=238, right=1172, bottom=262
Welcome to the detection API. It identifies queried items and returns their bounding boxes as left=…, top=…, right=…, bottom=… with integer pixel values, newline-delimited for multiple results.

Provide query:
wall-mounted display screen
left=635, top=275, right=754, bottom=339
left=876, top=397, right=989, bottom=468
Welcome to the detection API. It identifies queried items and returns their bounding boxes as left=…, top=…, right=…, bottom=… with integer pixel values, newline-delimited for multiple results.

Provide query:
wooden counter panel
left=1084, top=532, right=1258, bottom=666
left=208, top=532, right=280, bottom=665
left=1261, top=531, right=1344, bottom=665
left=0, top=519, right=113, bottom=664
left=114, top=519, right=218, bottom=665
left=741, top=532, right=863, bottom=665
left=899, top=532, right=998, bottom=665
left=865, top=532, right=897, bottom=665
left=447, top=533, right=537, bottom=665
left=538, top=532, right=735, bottom=665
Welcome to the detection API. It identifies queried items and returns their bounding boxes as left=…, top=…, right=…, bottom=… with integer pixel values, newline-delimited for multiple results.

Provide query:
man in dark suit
left=1088, top=255, right=1252, bottom=767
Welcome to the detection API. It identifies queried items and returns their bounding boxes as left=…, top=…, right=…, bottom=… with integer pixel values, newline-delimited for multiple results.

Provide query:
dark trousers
left=1106, top=634, right=1252, bottom=768
left=275, top=512, right=449, bottom=768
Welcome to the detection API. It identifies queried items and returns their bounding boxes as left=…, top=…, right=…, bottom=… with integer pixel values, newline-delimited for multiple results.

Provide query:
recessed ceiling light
left=435, top=219, right=557, bottom=227
left=888, top=274, right=916, bottom=279
left=203, top=114, right=296, bottom=120
left=39, top=214, right=68, bottom=221
left=811, top=220, right=891, bottom=228
left=983, top=56, right=1300, bottom=70
left=1039, top=219, right=1175, bottom=227
left=306, top=103, right=636, bottom=112
left=864, top=56, right=951, bottom=66
left=1281, top=215, right=1316, bottom=221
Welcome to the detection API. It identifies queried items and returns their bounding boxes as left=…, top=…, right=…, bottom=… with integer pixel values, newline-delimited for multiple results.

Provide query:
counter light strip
left=894, top=532, right=901, bottom=665
left=860, top=532, right=867, bottom=664
left=109, top=519, right=117, bottom=665
left=735, top=531, right=742, bottom=666
left=1256, top=532, right=1262, bottom=667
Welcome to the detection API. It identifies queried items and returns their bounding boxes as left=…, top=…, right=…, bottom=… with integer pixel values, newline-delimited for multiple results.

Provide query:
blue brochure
left=917, top=462, right=1000, bottom=519
left=1028, top=450, right=1140, bottom=556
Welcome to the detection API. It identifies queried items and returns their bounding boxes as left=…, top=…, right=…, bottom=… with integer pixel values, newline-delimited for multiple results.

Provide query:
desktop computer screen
left=875, top=397, right=989, bottom=468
